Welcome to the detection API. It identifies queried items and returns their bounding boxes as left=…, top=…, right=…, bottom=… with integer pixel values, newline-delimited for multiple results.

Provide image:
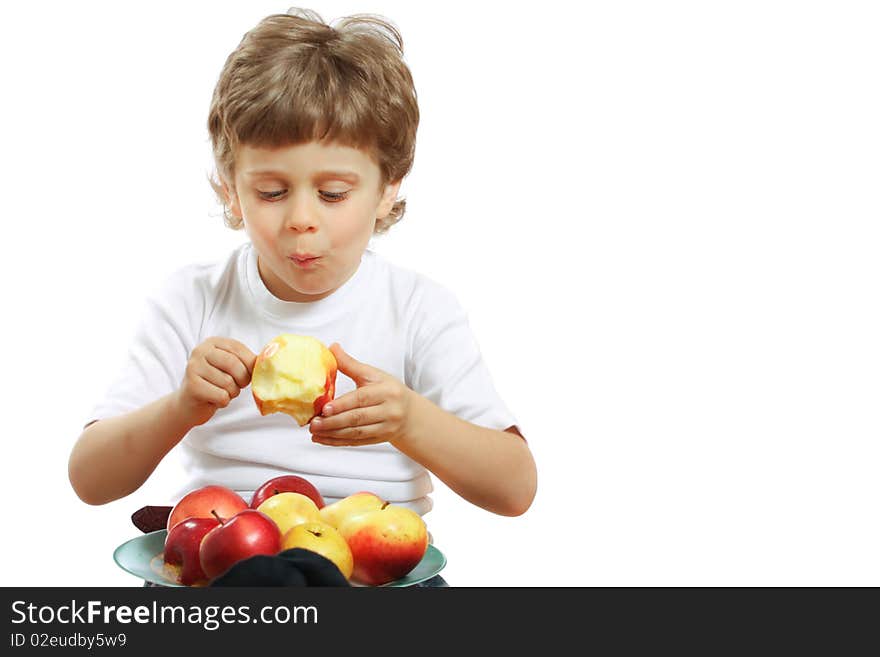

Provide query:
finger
left=310, top=405, right=384, bottom=432
left=329, top=343, right=381, bottom=384
left=205, top=347, right=250, bottom=389
left=321, top=385, right=383, bottom=417
left=211, top=337, right=258, bottom=377
left=312, top=435, right=389, bottom=447
left=193, top=375, right=232, bottom=407
left=312, top=422, right=384, bottom=440
left=198, top=360, right=239, bottom=400
left=311, top=423, right=388, bottom=446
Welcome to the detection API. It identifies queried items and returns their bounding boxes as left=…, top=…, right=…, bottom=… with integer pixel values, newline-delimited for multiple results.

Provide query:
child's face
left=227, top=141, right=400, bottom=302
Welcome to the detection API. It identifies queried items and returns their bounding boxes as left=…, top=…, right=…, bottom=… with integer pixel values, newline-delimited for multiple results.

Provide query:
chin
left=271, top=267, right=334, bottom=301
left=284, top=278, right=336, bottom=301
left=255, top=253, right=331, bottom=301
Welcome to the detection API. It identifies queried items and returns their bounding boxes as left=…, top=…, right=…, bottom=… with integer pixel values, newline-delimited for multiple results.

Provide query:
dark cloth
left=131, top=505, right=172, bottom=533
left=209, top=549, right=351, bottom=587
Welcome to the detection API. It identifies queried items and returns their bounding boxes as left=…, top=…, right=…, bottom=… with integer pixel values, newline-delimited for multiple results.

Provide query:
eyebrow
left=243, top=169, right=361, bottom=183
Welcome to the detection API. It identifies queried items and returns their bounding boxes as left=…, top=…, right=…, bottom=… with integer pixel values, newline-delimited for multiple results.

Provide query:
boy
left=69, top=10, right=536, bottom=527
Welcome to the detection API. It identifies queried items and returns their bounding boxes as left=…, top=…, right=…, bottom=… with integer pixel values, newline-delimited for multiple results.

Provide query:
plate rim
left=113, top=529, right=183, bottom=587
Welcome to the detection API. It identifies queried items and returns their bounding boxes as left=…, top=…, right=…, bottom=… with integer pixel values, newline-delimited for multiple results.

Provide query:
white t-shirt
left=88, top=242, right=516, bottom=514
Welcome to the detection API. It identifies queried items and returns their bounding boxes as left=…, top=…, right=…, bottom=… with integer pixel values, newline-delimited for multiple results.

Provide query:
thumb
left=329, top=343, right=378, bottom=384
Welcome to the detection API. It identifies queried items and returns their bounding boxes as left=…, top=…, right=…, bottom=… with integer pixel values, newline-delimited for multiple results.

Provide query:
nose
left=284, top=191, right=319, bottom=233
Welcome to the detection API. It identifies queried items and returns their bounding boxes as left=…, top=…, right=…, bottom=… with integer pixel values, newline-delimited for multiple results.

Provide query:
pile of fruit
left=162, top=475, right=428, bottom=586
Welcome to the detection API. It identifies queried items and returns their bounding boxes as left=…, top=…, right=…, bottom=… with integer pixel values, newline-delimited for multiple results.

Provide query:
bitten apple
left=251, top=334, right=337, bottom=426
left=318, top=492, right=385, bottom=530
left=339, top=503, right=428, bottom=586
left=281, top=521, right=354, bottom=579
left=198, top=509, right=281, bottom=580
left=163, top=517, right=220, bottom=586
left=167, top=485, right=248, bottom=532
left=256, top=492, right=321, bottom=535
left=251, top=475, right=325, bottom=509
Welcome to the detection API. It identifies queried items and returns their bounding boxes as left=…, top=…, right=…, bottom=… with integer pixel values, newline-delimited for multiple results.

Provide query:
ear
left=376, top=179, right=403, bottom=219
left=222, top=179, right=243, bottom=220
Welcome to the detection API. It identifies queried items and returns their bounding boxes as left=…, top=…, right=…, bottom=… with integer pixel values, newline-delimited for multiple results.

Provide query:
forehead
left=236, top=141, right=380, bottom=181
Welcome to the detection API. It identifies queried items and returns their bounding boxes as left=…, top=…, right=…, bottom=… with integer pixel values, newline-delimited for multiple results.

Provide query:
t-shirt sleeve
left=406, top=280, right=517, bottom=432
left=85, top=267, right=204, bottom=427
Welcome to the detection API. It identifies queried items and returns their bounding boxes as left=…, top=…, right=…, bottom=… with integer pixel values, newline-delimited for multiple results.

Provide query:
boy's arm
left=68, top=393, right=197, bottom=505
left=310, top=344, right=537, bottom=516
left=395, top=393, right=537, bottom=517
left=70, top=337, right=256, bottom=506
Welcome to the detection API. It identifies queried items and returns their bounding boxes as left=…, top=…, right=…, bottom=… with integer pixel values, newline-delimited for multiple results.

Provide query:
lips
left=289, top=253, right=320, bottom=267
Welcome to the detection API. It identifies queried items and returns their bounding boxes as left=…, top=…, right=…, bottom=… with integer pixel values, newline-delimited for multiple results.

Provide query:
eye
left=257, top=189, right=349, bottom=202
left=319, top=190, right=349, bottom=203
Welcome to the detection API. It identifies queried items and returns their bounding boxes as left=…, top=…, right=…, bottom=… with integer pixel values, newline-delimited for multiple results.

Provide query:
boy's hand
left=309, top=343, right=413, bottom=447
left=174, top=337, right=257, bottom=427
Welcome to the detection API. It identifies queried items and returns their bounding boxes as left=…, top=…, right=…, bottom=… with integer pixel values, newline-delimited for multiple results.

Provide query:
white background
left=1, top=0, right=878, bottom=586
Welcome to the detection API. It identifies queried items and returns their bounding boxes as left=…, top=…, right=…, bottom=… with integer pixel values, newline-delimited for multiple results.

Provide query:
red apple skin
left=163, top=517, right=220, bottom=585
left=340, top=506, right=429, bottom=586
left=250, top=475, right=326, bottom=510
left=312, top=366, right=337, bottom=421
left=198, top=510, right=282, bottom=580
left=167, top=485, right=248, bottom=532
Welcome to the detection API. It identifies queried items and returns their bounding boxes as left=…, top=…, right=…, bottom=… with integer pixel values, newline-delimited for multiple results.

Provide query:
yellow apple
left=281, top=521, right=354, bottom=579
left=256, top=492, right=321, bottom=535
left=319, top=492, right=385, bottom=530
left=339, top=503, right=428, bottom=586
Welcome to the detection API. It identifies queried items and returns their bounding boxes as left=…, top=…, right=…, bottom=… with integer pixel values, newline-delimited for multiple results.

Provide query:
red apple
left=198, top=509, right=282, bottom=580
left=167, top=485, right=248, bottom=532
left=251, top=475, right=325, bottom=509
left=338, top=503, right=429, bottom=586
left=163, top=517, right=220, bottom=585
left=251, top=334, right=337, bottom=426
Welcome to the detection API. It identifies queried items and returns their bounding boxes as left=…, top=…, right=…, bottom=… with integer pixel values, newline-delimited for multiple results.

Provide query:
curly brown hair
left=207, top=8, right=419, bottom=233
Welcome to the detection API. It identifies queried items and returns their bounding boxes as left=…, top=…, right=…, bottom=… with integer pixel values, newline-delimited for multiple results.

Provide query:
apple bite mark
left=252, top=334, right=338, bottom=426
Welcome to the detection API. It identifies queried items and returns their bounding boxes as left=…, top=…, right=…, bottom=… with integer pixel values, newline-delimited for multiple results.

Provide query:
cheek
left=241, top=206, right=276, bottom=241
left=328, top=206, right=376, bottom=247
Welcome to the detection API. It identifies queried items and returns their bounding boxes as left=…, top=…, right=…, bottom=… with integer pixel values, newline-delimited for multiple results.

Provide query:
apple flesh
left=163, top=517, right=220, bottom=585
left=256, top=492, right=321, bottom=536
left=167, top=485, right=248, bottom=532
left=251, top=475, right=325, bottom=509
left=281, top=521, right=354, bottom=580
left=339, top=503, right=429, bottom=586
left=319, top=492, right=385, bottom=530
left=198, top=509, right=281, bottom=580
left=251, top=334, right=337, bottom=426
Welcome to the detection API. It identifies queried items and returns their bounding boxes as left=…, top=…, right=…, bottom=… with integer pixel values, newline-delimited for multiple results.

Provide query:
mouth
left=288, top=253, right=321, bottom=268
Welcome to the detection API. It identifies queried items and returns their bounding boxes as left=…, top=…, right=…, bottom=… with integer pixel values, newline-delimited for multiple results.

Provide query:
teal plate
left=114, top=530, right=446, bottom=588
